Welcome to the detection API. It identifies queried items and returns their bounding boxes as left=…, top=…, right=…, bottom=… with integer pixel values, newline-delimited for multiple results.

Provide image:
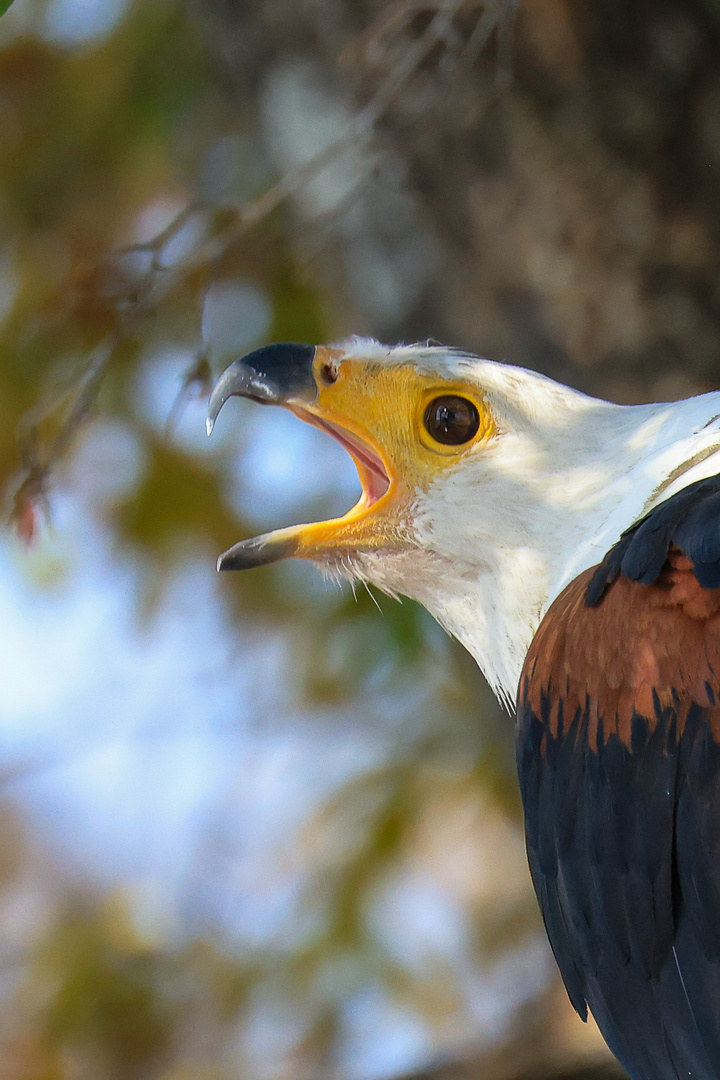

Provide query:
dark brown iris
left=423, top=396, right=480, bottom=445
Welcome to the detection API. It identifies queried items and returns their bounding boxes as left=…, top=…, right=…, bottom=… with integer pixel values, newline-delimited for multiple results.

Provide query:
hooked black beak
left=207, top=341, right=318, bottom=571
left=206, top=342, right=317, bottom=435
left=206, top=339, right=398, bottom=576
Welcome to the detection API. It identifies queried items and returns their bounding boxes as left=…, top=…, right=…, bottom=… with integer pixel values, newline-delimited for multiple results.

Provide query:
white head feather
left=332, top=339, right=720, bottom=706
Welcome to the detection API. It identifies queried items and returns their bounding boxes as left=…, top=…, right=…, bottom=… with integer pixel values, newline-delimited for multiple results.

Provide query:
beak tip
left=206, top=343, right=318, bottom=428
left=217, top=533, right=299, bottom=572
left=206, top=416, right=214, bottom=437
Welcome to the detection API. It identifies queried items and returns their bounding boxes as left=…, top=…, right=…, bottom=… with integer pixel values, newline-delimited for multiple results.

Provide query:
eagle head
left=206, top=337, right=694, bottom=702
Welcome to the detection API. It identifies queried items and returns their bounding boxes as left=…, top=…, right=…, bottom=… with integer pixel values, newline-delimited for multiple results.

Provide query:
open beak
left=207, top=342, right=393, bottom=571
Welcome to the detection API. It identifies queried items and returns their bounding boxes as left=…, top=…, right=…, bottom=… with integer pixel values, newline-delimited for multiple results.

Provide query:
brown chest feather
left=522, top=548, right=720, bottom=750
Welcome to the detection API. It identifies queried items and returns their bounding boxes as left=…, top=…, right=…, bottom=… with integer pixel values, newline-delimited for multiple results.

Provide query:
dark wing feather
left=586, top=473, right=720, bottom=602
left=518, top=471, right=720, bottom=1080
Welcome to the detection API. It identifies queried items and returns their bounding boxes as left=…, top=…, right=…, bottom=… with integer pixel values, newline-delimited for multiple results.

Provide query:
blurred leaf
left=42, top=901, right=172, bottom=1069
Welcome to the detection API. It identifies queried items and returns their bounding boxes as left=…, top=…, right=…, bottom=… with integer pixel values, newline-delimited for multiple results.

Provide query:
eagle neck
left=417, top=389, right=720, bottom=707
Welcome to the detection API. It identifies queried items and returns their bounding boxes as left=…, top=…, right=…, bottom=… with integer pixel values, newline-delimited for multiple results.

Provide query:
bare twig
left=353, top=0, right=517, bottom=81
left=164, top=351, right=213, bottom=438
left=11, top=337, right=119, bottom=539
left=156, top=1, right=474, bottom=287
left=118, top=199, right=208, bottom=266
left=459, top=1, right=511, bottom=72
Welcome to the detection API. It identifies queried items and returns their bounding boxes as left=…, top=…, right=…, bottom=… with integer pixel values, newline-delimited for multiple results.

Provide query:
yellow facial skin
left=271, top=346, right=496, bottom=563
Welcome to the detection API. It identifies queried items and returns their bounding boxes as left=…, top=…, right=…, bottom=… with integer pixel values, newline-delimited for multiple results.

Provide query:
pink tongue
left=364, top=462, right=390, bottom=504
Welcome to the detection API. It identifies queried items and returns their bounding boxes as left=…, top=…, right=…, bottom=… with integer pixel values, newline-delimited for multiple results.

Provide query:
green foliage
left=43, top=904, right=172, bottom=1068
left=0, top=0, right=557, bottom=1076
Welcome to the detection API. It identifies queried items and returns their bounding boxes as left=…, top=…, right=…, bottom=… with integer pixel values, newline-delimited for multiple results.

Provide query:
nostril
left=320, top=361, right=338, bottom=386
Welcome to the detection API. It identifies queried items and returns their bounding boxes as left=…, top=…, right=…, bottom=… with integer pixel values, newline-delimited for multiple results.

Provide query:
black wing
left=517, top=472, right=720, bottom=1080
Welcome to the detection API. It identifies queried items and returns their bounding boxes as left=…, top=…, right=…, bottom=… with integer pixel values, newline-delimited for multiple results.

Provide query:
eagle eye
left=423, top=395, right=480, bottom=446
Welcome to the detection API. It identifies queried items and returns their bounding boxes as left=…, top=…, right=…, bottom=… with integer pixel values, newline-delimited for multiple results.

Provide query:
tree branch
left=9, top=0, right=518, bottom=537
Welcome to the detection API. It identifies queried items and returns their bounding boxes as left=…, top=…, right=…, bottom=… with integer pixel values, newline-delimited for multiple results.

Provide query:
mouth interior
left=295, top=410, right=391, bottom=515
left=214, top=404, right=393, bottom=571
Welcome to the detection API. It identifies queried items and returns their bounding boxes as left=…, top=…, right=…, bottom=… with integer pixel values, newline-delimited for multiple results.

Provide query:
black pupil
left=424, top=396, right=480, bottom=445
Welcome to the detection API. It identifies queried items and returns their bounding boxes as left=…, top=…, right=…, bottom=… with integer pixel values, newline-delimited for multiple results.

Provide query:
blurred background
left=0, top=0, right=719, bottom=1077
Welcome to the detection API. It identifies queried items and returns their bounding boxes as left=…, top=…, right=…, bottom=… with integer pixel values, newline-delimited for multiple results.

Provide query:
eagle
left=207, top=338, right=720, bottom=1080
